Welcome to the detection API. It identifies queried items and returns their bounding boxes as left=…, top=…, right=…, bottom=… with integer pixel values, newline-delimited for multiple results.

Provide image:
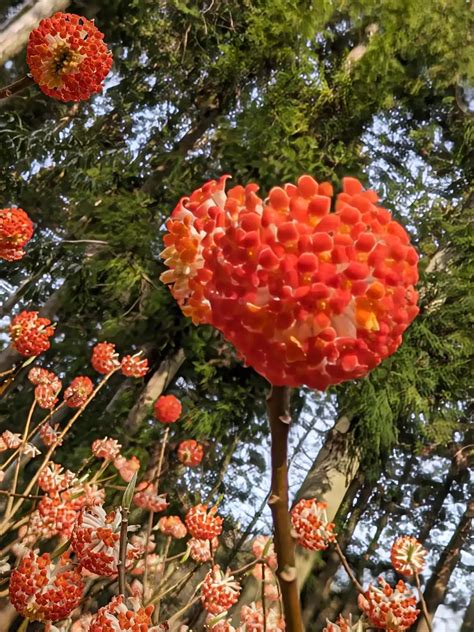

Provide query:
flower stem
left=334, top=539, right=364, bottom=593
left=415, top=572, right=433, bottom=632
left=118, top=505, right=130, bottom=596
left=0, top=75, right=34, bottom=100
left=266, top=385, right=303, bottom=632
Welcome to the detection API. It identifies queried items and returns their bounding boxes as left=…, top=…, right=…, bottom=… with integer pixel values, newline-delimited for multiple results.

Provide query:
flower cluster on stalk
left=0, top=207, right=34, bottom=261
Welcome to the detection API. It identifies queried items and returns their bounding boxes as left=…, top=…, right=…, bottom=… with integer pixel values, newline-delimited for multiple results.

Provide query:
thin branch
left=333, top=539, right=364, bottom=594
left=415, top=573, right=433, bottom=632
left=0, top=75, right=34, bottom=100
left=118, top=506, right=130, bottom=596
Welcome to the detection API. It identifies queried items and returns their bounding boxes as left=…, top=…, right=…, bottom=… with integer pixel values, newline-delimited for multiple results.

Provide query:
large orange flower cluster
left=9, top=311, right=55, bottom=357
left=0, top=208, right=34, bottom=261
left=26, top=12, right=112, bottom=102
left=160, top=175, right=419, bottom=389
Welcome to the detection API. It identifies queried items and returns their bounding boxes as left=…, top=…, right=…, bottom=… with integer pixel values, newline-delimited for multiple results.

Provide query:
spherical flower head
left=240, top=601, right=286, bottom=631
left=63, top=376, right=93, bottom=407
left=38, top=462, right=77, bottom=494
left=70, top=614, right=93, bottom=632
left=28, top=367, right=56, bottom=386
left=40, top=423, right=63, bottom=447
left=157, top=515, right=187, bottom=539
left=201, top=565, right=241, bottom=615
left=206, top=615, right=236, bottom=632
left=187, top=536, right=219, bottom=563
left=153, top=394, right=182, bottom=423
left=9, top=551, right=83, bottom=622
left=71, top=505, right=139, bottom=575
left=31, top=370, right=62, bottom=409
left=0, top=208, right=34, bottom=261
left=358, top=578, right=419, bottom=630
left=91, top=341, right=120, bottom=374
left=10, top=311, right=55, bottom=357
left=391, top=536, right=427, bottom=577
left=178, top=439, right=204, bottom=467
left=133, top=482, right=169, bottom=513
left=323, top=615, right=353, bottom=632
left=114, top=455, right=141, bottom=482
left=291, top=498, right=336, bottom=551
left=88, top=595, right=154, bottom=631
left=185, top=504, right=223, bottom=540
left=121, top=353, right=149, bottom=377
left=27, top=12, right=113, bottom=102
left=38, top=493, right=80, bottom=539
left=161, top=175, right=419, bottom=389
left=92, top=436, right=122, bottom=461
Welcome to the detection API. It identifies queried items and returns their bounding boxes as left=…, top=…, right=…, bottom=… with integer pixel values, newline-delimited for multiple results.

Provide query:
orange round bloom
left=10, top=552, right=83, bottom=622
left=201, top=565, right=241, bottom=615
left=121, top=353, right=149, bottom=377
left=27, top=12, right=112, bottom=102
left=161, top=175, right=419, bottom=389
left=391, top=536, right=427, bottom=577
left=10, top=311, right=55, bottom=357
left=157, top=515, right=187, bottom=539
left=291, top=498, right=336, bottom=551
left=185, top=504, right=223, bottom=540
left=89, top=596, right=154, bottom=631
left=63, top=376, right=94, bottom=407
left=358, top=578, right=419, bottom=630
left=91, top=341, right=120, bottom=374
left=153, top=394, right=182, bottom=423
left=0, top=208, right=34, bottom=261
left=177, top=439, right=204, bottom=467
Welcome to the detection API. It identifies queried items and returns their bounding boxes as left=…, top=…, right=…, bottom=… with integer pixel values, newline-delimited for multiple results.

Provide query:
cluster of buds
left=37, top=462, right=77, bottom=494
left=323, top=615, right=353, bottom=632
left=157, top=515, right=187, bottom=539
left=39, top=423, right=63, bottom=447
left=134, top=481, right=169, bottom=512
left=0, top=430, right=21, bottom=450
left=28, top=367, right=62, bottom=410
left=0, top=207, right=34, bottom=261
left=71, top=505, right=139, bottom=575
left=251, top=535, right=278, bottom=570
left=358, top=578, right=419, bottom=630
left=239, top=601, right=286, bottom=631
left=92, top=436, right=122, bottom=461
left=154, top=394, right=182, bottom=423
left=185, top=504, right=223, bottom=540
left=91, top=341, right=149, bottom=377
left=391, top=535, right=427, bottom=577
left=187, top=536, right=219, bottom=563
left=63, top=376, right=94, bottom=407
left=9, top=552, right=83, bottom=622
left=201, top=565, right=241, bottom=615
left=178, top=439, right=205, bottom=467
left=160, top=175, right=419, bottom=389
left=27, top=12, right=113, bottom=102
left=10, top=311, right=55, bottom=357
left=88, top=595, right=154, bottom=631
left=114, top=454, right=141, bottom=482
left=291, top=498, right=336, bottom=550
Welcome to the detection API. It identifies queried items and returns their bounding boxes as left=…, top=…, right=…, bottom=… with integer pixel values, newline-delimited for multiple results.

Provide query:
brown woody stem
left=266, top=385, right=303, bottom=632
left=118, top=505, right=130, bottom=596
left=334, top=539, right=364, bottom=593
left=415, top=572, right=433, bottom=632
left=0, top=75, right=34, bottom=100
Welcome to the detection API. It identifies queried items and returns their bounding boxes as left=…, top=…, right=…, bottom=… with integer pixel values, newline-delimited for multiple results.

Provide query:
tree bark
left=415, top=498, right=474, bottom=632
left=461, top=595, right=474, bottom=632
left=0, top=0, right=70, bottom=66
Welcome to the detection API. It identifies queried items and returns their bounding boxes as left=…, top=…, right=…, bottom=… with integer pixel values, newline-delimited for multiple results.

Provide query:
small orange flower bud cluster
left=10, top=311, right=55, bottom=357
left=27, top=12, right=112, bottom=102
left=161, top=175, right=419, bottom=389
left=323, top=615, right=352, bottom=632
left=38, top=462, right=76, bottom=495
left=9, top=552, right=83, bottom=622
left=91, top=342, right=149, bottom=377
left=64, top=376, right=94, bottom=407
left=92, top=436, right=122, bottom=461
left=157, top=515, right=187, bottom=539
left=153, top=394, right=182, bottom=423
left=187, top=536, right=218, bottom=563
left=133, top=481, right=169, bottom=512
left=0, top=207, right=34, bottom=261
left=201, top=565, right=241, bottom=615
left=28, top=367, right=62, bottom=409
left=391, top=535, right=427, bottom=577
left=291, top=498, right=336, bottom=551
left=177, top=439, right=204, bottom=466
left=88, top=595, right=154, bottom=631
left=240, top=601, right=286, bottom=631
left=185, top=504, right=223, bottom=540
left=357, top=577, right=419, bottom=630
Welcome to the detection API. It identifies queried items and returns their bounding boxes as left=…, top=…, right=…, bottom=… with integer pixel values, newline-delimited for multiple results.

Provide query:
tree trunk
left=461, top=595, right=474, bottom=632
left=0, top=0, right=70, bottom=66
left=415, top=498, right=474, bottom=632
left=294, top=416, right=360, bottom=589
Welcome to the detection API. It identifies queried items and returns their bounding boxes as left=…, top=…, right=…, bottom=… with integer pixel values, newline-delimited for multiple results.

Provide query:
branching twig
left=0, top=75, right=34, bottom=100
left=415, top=572, right=433, bottom=632
left=333, top=539, right=364, bottom=594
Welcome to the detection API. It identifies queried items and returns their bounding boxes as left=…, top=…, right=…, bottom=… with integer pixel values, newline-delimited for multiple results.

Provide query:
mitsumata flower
left=28, top=367, right=62, bottom=408
left=114, top=455, right=141, bottom=482
left=71, top=505, right=139, bottom=575
left=188, top=536, right=219, bottom=563
left=92, top=436, right=122, bottom=461
left=391, top=536, right=427, bottom=577
left=291, top=498, right=336, bottom=551
left=39, top=423, right=63, bottom=447
left=38, top=462, right=77, bottom=494
left=91, top=341, right=120, bottom=374
left=185, top=504, right=223, bottom=540
left=9, top=552, right=83, bottom=622
left=153, top=394, right=182, bottom=423
left=358, top=578, right=419, bottom=630
left=10, top=311, right=55, bottom=357
left=323, top=615, right=353, bottom=632
left=251, top=535, right=277, bottom=569
left=201, top=565, right=241, bottom=615
left=240, top=601, right=286, bottom=631
left=157, top=515, right=187, bottom=539
left=160, top=175, right=419, bottom=389
left=27, top=12, right=112, bottom=102
left=88, top=595, right=154, bottom=631
left=177, top=439, right=204, bottom=467
left=121, top=353, right=149, bottom=377
left=63, top=376, right=93, bottom=407
left=0, top=430, right=21, bottom=450
left=0, top=207, right=34, bottom=261
left=133, top=481, right=169, bottom=512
